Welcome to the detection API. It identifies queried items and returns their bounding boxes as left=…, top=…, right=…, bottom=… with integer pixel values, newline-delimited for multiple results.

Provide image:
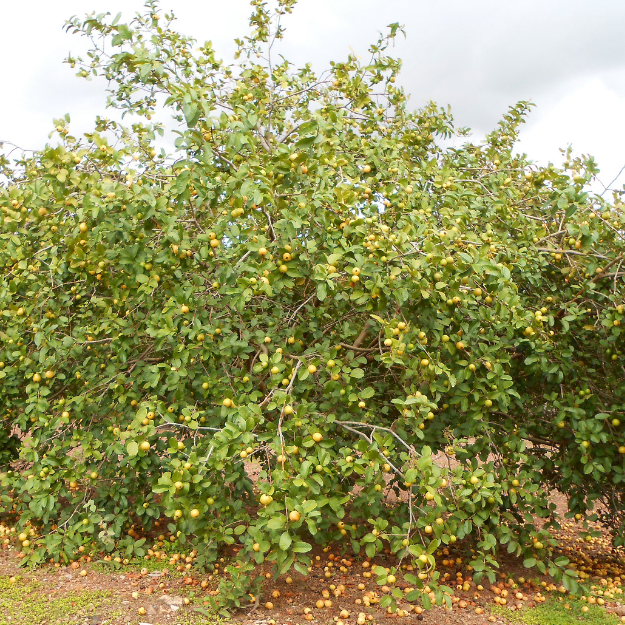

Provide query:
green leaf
left=267, top=516, right=285, bottom=530
left=111, top=24, right=133, bottom=45
left=360, top=387, right=375, bottom=399
left=279, top=532, right=292, bottom=551
left=294, top=561, right=309, bottom=575
left=183, top=102, right=200, bottom=127
left=291, top=541, right=312, bottom=553
left=422, top=593, right=431, bottom=610
left=316, top=282, right=327, bottom=301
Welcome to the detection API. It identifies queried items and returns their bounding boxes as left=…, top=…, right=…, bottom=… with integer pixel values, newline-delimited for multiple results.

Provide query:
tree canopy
left=1, top=0, right=624, bottom=611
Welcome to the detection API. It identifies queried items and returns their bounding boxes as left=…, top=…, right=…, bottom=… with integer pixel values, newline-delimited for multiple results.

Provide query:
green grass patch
left=179, top=612, right=229, bottom=625
left=89, top=555, right=186, bottom=577
left=0, top=575, right=111, bottom=625
left=491, top=597, right=621, bottom=625
left=0, top=573, right=226, bottom=625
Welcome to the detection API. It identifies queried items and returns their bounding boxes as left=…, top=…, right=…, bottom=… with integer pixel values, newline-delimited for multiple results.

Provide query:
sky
left=1, top=0, right=624, bottom=191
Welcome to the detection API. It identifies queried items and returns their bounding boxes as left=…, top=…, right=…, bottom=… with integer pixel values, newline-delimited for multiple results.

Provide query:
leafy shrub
left=1, top=0, right=624, bottom=609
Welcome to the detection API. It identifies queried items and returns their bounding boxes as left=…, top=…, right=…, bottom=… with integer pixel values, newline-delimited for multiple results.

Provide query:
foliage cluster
left=1, top=0, right=624, bottom=610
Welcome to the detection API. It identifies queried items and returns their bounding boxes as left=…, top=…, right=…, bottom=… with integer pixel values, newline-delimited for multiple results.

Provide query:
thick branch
left=339, top=343, right=377, bottom=353
left=338, top=321, right=372, bottom=352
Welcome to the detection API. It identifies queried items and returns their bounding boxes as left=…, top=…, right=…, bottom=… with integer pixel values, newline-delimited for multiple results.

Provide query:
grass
left=0, top=573, right=226, bottom=625
left=89, top=554, right=187, bottom=577
left=0, top=575, right=112, bottom=625
left=180, top=612, right=228, bottom=625
left=491, top=597, right=622, bottom=625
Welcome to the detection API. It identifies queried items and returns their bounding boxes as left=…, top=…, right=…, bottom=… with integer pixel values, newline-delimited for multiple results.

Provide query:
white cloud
left=1, top=0, right=624, bottom=190
left=518, top=73, right=625, bottom=190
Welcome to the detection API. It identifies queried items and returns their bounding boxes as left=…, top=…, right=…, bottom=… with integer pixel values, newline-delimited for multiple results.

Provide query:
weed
left=491, top=597, right=622, bottom=625
left=0, top=575, right=111, bottom=625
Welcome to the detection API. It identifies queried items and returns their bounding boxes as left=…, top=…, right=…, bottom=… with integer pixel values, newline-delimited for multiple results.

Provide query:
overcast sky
left=2, top=0, right=624, bottom=190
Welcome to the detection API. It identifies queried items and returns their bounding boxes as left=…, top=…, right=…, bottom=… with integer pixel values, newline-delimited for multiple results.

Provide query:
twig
left=599, top=253, right=624, bottom=275
left=243, top=595, right=260, bottom=612
left=277, top=360, right=302, bottom=461
left=262, top=209, right=276, bottom=241
left=154, top=420, right=221, bottom=432
left=599, top=164, right=625, bottom=196
left=536, top=247, right=608, bottom=260
left=255, top=120, right=273, bottom=153
left=337, top=422, right=404, bottom=478
left=215, top=151, right=237, bottom=171
left=234, top=250, right=252, bottom=268
left=535, top=230, right=567, bottom=244
left=288, top=294, right=315, bottom=326
left=339, top=343, right=377, bottom=353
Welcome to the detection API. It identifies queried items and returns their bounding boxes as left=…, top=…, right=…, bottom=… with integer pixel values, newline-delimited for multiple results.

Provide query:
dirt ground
left=2, top=508, right=625, bottom=625
left=3, top=456, right=625, bottom=624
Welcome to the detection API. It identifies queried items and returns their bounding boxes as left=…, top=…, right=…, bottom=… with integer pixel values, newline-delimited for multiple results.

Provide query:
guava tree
left=1, top=0, right=624, bottom=611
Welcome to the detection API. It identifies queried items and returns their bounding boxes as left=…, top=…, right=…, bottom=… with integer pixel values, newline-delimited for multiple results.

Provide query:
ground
left=2, top=511, right=625, bottom=625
